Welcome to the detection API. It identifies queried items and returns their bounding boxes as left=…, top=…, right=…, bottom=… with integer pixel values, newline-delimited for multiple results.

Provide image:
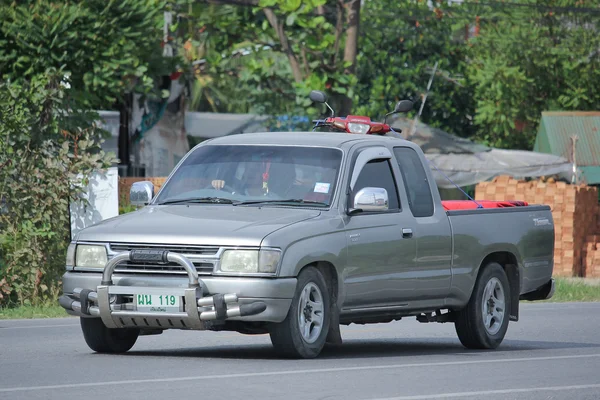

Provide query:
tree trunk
left=343, top=0, right=360, bottom=72
left=263, top=8, right=304, bottom=83
left=117, top=94, right=131, bottom=175
left=339, top=0, right=361, bottom=116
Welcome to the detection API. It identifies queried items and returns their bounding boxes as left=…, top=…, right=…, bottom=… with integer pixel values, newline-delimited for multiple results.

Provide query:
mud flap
left=506, top=265, right=520, bottom=322
left=325, top=305, right=343, bottom=345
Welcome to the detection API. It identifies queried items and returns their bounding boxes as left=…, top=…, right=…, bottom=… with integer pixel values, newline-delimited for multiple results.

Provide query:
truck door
left=392, top=146, right=452, bottom=302
left=342, top=146, right=418, bottom=309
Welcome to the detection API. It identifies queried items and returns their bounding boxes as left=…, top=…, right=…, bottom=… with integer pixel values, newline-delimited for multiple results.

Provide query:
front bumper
left=59, top=250, right=296, bottom=329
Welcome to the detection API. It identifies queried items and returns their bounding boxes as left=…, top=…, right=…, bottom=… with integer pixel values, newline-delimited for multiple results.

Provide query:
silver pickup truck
left=60, top=131, right=555, bottom=359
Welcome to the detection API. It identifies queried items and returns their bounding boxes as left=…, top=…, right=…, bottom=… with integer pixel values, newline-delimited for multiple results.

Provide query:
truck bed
left=443, top=202, right=555, bottom=307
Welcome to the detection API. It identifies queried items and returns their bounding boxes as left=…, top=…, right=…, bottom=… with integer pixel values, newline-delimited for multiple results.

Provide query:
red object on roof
left=441, top=200, right=529, bottom=211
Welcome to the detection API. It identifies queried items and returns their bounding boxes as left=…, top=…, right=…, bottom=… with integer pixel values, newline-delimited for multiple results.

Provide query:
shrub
left=0, top=72, right=115, bottom=306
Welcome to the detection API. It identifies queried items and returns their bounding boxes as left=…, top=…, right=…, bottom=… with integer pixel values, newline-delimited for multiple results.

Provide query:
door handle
left=402, top=228, right=413, bottom=238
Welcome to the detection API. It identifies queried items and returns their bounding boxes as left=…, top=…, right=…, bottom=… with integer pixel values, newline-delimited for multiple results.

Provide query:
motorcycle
left=309, top=90, right=413, bottom=135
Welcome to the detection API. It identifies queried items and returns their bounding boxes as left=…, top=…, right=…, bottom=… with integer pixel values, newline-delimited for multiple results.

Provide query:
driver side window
left=353, top=159, right=400, bottom=211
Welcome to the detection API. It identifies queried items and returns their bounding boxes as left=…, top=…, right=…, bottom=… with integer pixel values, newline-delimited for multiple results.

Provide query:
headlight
left=347, top=123, right=370, bottom=134
left=66, top=242, right=76, bottom=268
left=75, top=245, right=108, bottom=269
left=219, top=249, right=281, bottom=275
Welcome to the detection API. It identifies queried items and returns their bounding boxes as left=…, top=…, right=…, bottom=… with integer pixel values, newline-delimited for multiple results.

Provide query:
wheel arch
left=297, top=261, right=343, bottom=345
left=298, top=261, right=339, bottom=306
left=474, top=251, right=521, bottom=322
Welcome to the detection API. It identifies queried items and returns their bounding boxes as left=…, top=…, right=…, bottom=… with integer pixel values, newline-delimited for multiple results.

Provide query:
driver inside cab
left=211, top=162, right=266, bottom=197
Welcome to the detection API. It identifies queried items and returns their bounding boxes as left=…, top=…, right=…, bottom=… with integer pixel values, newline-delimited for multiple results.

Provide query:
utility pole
left=571, top=135, right=579, bottom=184
left=407, top=61, right=438, bottom=139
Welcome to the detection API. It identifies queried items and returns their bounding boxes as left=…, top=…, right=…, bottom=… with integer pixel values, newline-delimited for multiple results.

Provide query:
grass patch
left=543, top=277, right=600, bottom=302
left=0, top=304, right=69, bottom=319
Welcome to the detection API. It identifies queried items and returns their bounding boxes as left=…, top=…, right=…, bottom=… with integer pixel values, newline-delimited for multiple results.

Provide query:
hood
left=76, top=205, right=321, bottom=246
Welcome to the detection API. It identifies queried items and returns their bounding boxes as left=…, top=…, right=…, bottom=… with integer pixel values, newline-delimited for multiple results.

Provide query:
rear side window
left=393, top=147, right=434, bottom=217
left=353, top=159, right=400, bottom=211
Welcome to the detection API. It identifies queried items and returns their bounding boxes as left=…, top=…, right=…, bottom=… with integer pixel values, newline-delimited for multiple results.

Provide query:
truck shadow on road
left=123, top=338, right=600, bottom=360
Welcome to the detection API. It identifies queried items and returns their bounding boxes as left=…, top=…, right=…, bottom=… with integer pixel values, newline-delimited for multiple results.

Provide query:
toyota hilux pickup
left=59, top=128, right=555, bottom=359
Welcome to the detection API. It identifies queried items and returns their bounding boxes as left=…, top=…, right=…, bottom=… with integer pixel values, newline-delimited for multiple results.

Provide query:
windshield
left=154, top=145, right=343, bottom=207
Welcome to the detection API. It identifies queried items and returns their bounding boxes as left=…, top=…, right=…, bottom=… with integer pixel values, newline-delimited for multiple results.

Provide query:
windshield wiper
left=235, top=199, right=328, bottom=207
left=158, top=197, right=238, bottom=205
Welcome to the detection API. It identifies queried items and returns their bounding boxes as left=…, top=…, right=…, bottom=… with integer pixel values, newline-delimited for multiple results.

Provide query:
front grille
left=109, top=243, right=218, bottom=276
left=113, top=261, right=214, bottom=275
left=110, top=243, right=219, bottom=256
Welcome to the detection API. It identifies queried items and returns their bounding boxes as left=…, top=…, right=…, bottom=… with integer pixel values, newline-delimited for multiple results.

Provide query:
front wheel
left=269, top=267, right=331, bottom=359
left=454, top=263, right=511, bottom=349
left=80, top=317, right=139, bottom=353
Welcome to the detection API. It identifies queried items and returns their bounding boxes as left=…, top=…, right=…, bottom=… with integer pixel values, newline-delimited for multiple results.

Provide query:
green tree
left=464, top=0, right=600, bottom=149
left=0, top=72, right=115, bottom=305
left=354, top=0, right=476, bottom=138
left=180, top=0, right=477, bottom=137
left=0, top=0, right=178, bottom=305
left=0, top=0, right=176, bottom=108
left=182, top=0, right=362, bottom=117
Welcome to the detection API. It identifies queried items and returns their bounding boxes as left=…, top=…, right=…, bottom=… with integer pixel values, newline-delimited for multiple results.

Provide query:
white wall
left=69, top=167, right=119, bottom=239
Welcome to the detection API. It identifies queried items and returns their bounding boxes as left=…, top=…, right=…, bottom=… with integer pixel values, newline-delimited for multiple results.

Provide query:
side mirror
left=309, top=89, right=335, bottom=117
left=384, top=99, right=413, bottom=124
left=130, top=181, right=154, bottom=206
left=350, top=187, right=389, bottom=214
left=309, top=90, right=328, bottom=104
left=394, top=100, right=413, bottom=113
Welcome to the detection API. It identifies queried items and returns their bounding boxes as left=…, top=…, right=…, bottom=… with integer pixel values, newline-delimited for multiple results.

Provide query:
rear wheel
left=80, top=317, right=139, bottom=353
left=454, top=263, right=510, bottom=349
left=270, top=267, right=331, bottom=359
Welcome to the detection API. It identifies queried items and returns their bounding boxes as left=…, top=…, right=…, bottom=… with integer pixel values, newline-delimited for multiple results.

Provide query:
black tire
left=270, top=267, right=331, bottom=359
left=80, top=317, right=139, bottom=354
left=455, top=263, right=511, bottom=349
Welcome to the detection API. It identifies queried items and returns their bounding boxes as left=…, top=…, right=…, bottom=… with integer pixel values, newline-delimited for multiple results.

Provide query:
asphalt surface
left=1, top=302, right=600, bottom=400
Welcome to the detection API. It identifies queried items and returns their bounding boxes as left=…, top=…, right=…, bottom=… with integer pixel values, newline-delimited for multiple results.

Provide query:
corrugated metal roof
left=534, top=111, right=600, bottom=184
left=580, top=166, right=600, bottom=186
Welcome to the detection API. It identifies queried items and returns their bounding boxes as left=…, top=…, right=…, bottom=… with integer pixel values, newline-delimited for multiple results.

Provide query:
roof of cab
left=201, top=130, right=412, bottom=148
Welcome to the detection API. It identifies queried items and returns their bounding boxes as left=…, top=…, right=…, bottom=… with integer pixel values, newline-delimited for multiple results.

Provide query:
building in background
left=535, top=111, right=600, bottom=186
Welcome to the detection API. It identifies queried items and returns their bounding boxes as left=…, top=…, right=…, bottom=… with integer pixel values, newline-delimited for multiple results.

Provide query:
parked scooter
left=309, top=90, right=412, bottom=135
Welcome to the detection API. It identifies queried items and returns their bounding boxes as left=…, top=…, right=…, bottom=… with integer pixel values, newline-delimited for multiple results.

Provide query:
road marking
left=0, top=324, right=78, bottom=330
left=363, top=383, right=600, bottom=399
left=0, top=353, right=599, bottom=393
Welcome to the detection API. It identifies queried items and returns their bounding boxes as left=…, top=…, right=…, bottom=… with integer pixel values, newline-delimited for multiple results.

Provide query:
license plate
left=135, top=294, right=180, bottom=313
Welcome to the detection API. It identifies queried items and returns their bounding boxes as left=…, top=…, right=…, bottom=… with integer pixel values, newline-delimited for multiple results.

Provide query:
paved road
left=1, top=302, right=600, bottom=400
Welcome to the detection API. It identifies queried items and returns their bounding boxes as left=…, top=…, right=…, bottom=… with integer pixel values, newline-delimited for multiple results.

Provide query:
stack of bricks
left=582, top=211, right=600, bottom=278
left=475, top=176, right=600, bottom=277
left=118, top=177, right=167, bottom=204
left=584, top=236, right=600, bottom=278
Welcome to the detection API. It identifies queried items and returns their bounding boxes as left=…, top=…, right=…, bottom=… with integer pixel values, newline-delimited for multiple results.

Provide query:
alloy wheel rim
left=481, top=277, right=505, bottom=335
left=297, top=282, right=324, bottom=344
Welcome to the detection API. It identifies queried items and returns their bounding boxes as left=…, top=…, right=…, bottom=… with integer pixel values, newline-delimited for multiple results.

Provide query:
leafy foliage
left=354, top=0, right=475, bottom=137
left=0, top=0, right=176, bottom=306
left=463, top=0, right=600, bottom=149
left=0, top=0, right=177, bottom=108
left=0, top=72, right=114, bottom=305
left=180, top=0, right=361, bottom=118
left=182, top=0, right=475, bottom=135
left=183, top=0, right=600, bottom=150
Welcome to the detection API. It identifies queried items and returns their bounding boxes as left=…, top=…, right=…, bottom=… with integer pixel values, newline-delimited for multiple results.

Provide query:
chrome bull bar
left=59, top=250, right=267, bottom=330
